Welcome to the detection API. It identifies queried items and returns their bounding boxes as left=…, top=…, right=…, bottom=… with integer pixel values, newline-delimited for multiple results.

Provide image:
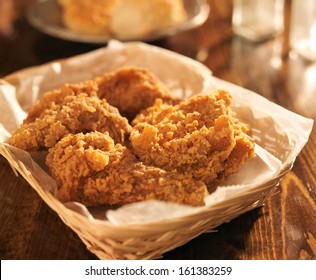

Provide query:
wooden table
left=1, top=0, right=315, bottom=260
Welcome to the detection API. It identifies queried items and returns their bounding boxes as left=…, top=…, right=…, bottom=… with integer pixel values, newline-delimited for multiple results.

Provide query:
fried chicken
left=25, top=67, right=176, bottom=123
left=7, top=62, right=255, bottom=208
left=25, top=80, right=99, bottom=123
left=46, top=131, right=207, bottom=207
left=9, top=66, right=177, bottom=151
left=215, top=119, right=255, bottom=182
left=130, top=90, right=255, bottom=184
left=8, top=93, right=131, bottom=150
left=95, top=66, right=176, bottom=120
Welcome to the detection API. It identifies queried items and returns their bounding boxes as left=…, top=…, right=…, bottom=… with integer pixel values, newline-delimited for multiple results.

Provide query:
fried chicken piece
left=95, top=66, right=176, bottom=120
left=25, top=67, right=175, bottom=123
left=46, top=131, right=207, bottom=207
left=25, top=80, right=99, bottom=123
left=8, top=93, right=131, bottom=150
left=131, top=90, right=255, bottom=184
left=215, top=119, right=255, bottom=182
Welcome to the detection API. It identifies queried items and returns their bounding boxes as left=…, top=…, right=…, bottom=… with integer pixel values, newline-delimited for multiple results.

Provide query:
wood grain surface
left=0, top=0, right=315, bottom=260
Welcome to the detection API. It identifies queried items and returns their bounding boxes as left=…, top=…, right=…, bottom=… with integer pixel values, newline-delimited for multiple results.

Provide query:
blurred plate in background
left=27, top=0, right=210, bottom=44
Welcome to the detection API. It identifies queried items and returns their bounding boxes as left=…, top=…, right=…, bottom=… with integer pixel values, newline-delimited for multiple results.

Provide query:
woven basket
left=0, top=41, right=313, bottom=260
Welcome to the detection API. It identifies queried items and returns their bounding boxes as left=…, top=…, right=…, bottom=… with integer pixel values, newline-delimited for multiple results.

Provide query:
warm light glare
left=309, top=22, right=316, bottom=52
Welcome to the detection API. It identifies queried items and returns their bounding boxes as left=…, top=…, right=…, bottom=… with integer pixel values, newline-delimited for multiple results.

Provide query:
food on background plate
left=57, top=0, right=119, bottom=36
left=109, top=0, right=187, bottom=39
left=8, top=66, right=255, bottom=207
left=57, top=0, right=187, bottom=39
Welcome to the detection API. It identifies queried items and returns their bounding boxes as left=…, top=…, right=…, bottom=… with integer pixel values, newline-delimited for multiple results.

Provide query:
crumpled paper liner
left=0, top=41, right=313, bottom=227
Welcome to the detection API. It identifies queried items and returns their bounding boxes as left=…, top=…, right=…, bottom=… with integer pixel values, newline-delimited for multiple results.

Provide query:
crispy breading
left=25, top=80, right=99, bottom=123
left=215, top=119, right=255, bottom=182
left=25, top=67, right=177, bottom=123
left=46, top=131, right=207, bottom=207
left=95, top=66, right=176, bottom=120
left=131, top=90, right=255, bottom=184
left=8, top=66, right=177, bottom=150
left=8, top=93, right=131, bottom=150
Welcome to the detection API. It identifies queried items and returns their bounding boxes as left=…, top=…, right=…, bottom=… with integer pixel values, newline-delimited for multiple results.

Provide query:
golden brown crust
left=95, top=66, right=176, bottom=120
left=46, top=131, right=207, bottom=207
left=8, top=66, right=175, bottom=150
left=8, top=93, right=131, bottom=150
left=25, top=80, right=99, bottom=123
left=131, top=90, right=255, bottom=184
left=215, top=119, right=255, bottom=182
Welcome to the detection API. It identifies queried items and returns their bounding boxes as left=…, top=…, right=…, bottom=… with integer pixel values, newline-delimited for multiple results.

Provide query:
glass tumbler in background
left=232, top=0, right=285, bottom=42
left=290, top=0, right=316, bottom=61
